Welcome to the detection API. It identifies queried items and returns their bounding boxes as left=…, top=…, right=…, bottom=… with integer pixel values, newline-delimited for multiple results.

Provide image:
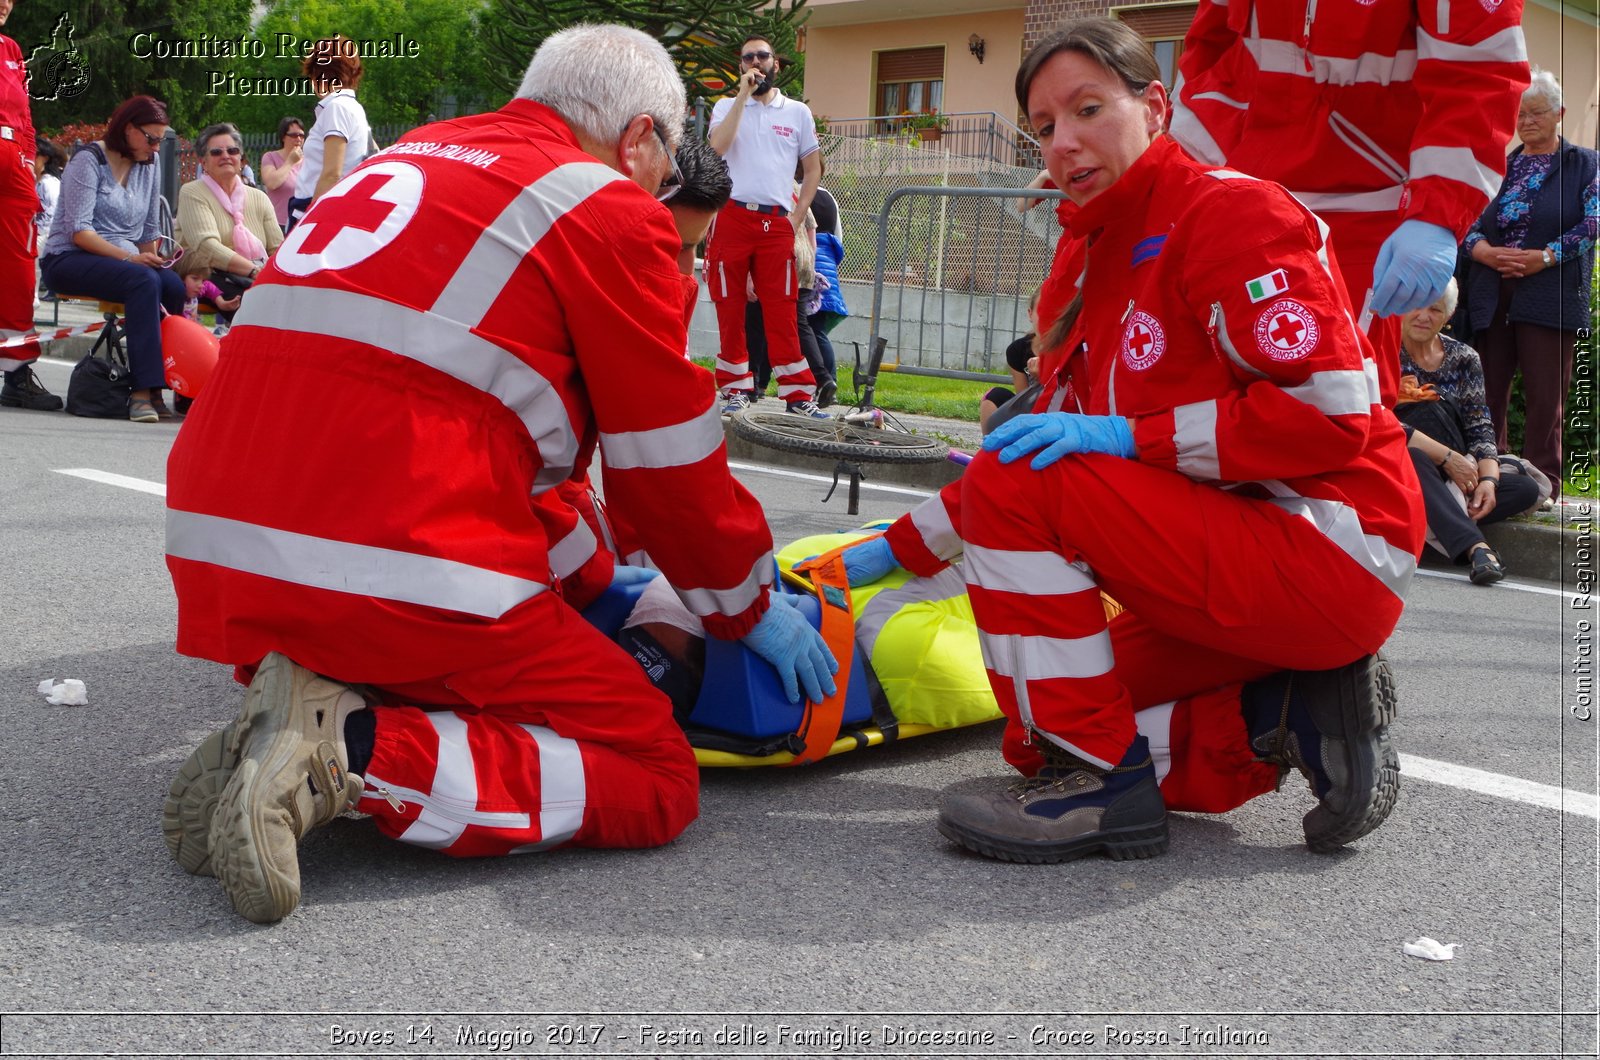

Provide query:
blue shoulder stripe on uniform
left=1131, top=234, right=1167, bottom=267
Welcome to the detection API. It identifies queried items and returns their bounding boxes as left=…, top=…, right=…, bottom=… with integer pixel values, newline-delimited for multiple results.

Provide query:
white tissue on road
left=1404, top=937, right=1458, bottom=961
left=37, top=678, right=88, bottom=706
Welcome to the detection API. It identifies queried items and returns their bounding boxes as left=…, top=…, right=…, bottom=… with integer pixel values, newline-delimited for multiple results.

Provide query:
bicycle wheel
left=726, top=410, right=950, bottom=464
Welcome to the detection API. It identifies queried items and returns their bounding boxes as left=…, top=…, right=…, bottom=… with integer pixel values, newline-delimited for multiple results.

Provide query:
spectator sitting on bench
left=175, top=122, right=282, bottom=318
left=39, top=95, right=186, bottom=424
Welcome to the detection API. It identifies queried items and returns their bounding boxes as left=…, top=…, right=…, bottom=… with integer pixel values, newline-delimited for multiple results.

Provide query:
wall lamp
left=968, top=34, right=985, bottom=64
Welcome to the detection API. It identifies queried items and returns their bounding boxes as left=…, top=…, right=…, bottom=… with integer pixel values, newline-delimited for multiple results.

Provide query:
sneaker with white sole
left=720, top=391, right=752, bottom=416
left=786, top=399, right=830, bottom=420
left=207, top=652, right=367, bottom=923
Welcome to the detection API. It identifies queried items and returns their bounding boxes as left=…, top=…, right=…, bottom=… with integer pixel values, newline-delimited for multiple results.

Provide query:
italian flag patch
left=1246, top=269, right=1289, bottom=303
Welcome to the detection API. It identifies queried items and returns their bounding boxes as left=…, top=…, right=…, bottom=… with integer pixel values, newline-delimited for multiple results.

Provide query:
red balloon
left=161, top=314, right=221, bottom=398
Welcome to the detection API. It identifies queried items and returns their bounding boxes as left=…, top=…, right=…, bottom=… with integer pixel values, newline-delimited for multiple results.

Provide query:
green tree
left=10, top=0, right=255, bottom=132
left=481, top=0, right=810, bottom=114
left=9, top=0, right=497, bottom=139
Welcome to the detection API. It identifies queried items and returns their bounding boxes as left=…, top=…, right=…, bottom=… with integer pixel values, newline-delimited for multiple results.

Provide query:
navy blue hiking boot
left=937, top=734, right=1168, bottom=864
left=1242, top=653, right=1399, bottom=853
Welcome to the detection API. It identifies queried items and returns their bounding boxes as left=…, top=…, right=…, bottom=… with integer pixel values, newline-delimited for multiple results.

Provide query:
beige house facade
left=800, top=0, right=1598, bottom=153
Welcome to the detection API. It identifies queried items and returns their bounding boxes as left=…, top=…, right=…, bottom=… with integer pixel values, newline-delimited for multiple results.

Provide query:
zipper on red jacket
left=1108, top=299, right=1135, bottom=416
left=1206, top=302, right=1225, bottom=364
left=1301, top=0, right=1316, bottom=72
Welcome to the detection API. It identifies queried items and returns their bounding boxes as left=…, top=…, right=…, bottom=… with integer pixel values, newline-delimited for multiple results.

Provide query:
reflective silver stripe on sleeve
left=1290, top=187, right=1405, bottom=214
left=909, top=493, right=963, bottom=562
left=600, top=403, right=724, bottom=471
left=965, top=544, right=1097, bottom=596
left=1173, top=400, right=1222, bottom=481
left=1283, top=369, right=1373, bottom=416
left=1364, top=359, right=1382, bottom=406
left=1244, top=38, right=1418, bottom=85
left=672, top=552, right=773, bottom=619
left=1410, top=145, right=1504, bottom=199
left=431, top=163, right=625, bottom=328
left=233, top=284, right=580, bottom=492
left=166, top=508, right=547, bottom=619
left=1417, top=26, right=1527, bottom=65
left=510, top=724, right=587, bottom=852
left=547, top=516, right=598, bottom=580
left=1264, top=488, right=1417, bottom=600
left=1170, top=102, right=1230, bottom=167
left=1192, top=91, right=1249, bottom=110
left=981, top=630, right=1114, bottom=682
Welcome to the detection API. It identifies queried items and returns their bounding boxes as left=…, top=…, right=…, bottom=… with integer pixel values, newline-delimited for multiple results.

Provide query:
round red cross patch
left=1254, top=299, right=1321, bottom=361
left=1121, top=310, right=1166, bottom=371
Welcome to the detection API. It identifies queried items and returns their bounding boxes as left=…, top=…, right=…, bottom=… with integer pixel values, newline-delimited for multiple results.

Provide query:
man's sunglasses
left=741, top=50, right=772, bottom=62
left=652, top=124, right=682, bottom=203
left=207, top=146, right=242, bottom=157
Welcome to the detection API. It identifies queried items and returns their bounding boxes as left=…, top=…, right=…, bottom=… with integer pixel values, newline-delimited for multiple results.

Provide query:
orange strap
left=785, top=544, right=859, bottom=766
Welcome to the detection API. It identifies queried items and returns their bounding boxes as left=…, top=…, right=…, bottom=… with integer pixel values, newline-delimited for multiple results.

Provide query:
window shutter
left=877, top=47, right=945, bottom=82
left=1113, top=3, right=1200, bottom=40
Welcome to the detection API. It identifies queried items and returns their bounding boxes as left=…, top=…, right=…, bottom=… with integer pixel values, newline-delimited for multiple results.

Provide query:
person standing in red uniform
left=0, top=0, right=58, bottom=411
left=839, top=19, right=1424, bottom=865
left=706, top=35, right=825, bottom=418
left=161, top=25, right=835, bottom=924
left=1169, top=0, right=1529, bottom=404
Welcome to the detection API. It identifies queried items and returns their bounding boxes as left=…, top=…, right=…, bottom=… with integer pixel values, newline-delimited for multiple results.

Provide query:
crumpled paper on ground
left=1404, top=937, right=1458, bottom=961
left=37, top=678, right=88, bottom=706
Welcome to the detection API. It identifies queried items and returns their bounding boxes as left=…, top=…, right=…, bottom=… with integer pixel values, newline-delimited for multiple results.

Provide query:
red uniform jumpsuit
left=1170, top=0, right=1528, bottom=404
left=884, top=138, right=1425, bottom=812
left=166, top=101, right=776, bottom=856
left=0, top=32, right=38, bottom=369
left=705, top=90, right=819, bottom=402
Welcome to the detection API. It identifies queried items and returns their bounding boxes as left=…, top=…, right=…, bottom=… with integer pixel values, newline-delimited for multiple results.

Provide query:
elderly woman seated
left=175, top=123, right=282, bottom=317
left=1396, top=278, right=1546, bottom=585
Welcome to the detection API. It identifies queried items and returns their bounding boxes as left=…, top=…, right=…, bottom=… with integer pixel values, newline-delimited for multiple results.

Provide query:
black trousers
left=1408, top=447, right=1541, bottom=561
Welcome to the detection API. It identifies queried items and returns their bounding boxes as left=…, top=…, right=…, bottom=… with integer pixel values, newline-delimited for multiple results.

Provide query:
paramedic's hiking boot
left=1242, top=653, right=1400, bottom=853
left=1, top=366, right=64, bottom=411
left=720, top=390, right=752, bottom=416
left=207, top=652, right=367, bottom=923
left=936, top=734, right=1167, bottom=864
left=163, top=716, right=252, bottom=877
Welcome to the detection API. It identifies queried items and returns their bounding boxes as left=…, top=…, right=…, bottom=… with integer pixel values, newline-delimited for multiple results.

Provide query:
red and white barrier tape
left=0, top=320, right=108, bottom=351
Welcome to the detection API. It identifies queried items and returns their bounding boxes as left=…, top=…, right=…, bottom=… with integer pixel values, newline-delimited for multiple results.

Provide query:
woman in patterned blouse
left=1463, top=67, right=1599, bottom=498
left=1399, top=279, right=1544, bottom=585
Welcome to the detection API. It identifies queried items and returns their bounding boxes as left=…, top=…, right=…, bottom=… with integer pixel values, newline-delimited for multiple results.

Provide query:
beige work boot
left=207, top=652, right=367, bottom=923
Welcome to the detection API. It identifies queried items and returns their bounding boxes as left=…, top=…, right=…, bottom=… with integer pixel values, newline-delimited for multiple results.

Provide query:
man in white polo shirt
left=706, top=35, right=825, bottom=418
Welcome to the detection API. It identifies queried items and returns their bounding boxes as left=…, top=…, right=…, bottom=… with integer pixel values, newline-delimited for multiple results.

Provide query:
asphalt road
left=2, top=355, right=1595, bottom=1059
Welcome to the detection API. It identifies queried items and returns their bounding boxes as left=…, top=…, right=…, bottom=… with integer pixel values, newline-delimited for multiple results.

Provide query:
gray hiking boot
left=937, top=734, right=1168, bottom=864
left=207, top=653, right=367, bottom=923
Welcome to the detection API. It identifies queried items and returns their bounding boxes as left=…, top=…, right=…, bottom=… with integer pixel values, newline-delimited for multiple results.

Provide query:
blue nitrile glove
left=1370, top=220, right=1457, bottom=317
left=982, top=412, right=1136, bottom=470
left=740, top=593, right=839, bottom=705
left=837, top=535, right=901, bottom=587
left=609, top=564, right=659, bottom=587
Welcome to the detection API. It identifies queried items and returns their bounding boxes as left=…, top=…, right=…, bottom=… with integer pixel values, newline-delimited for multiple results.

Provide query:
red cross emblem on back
left=275, top=160, right=426, bottom=278
left=295, top=174, right=400, bottom=255
left=1253, top=298, right=1321, bottom=361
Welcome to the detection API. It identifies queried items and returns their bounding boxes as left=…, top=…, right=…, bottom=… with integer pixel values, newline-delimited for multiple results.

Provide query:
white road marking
left=1414, top=567, right=1582, bottom=601
left=727, top=460, right=937, bottom=499
left=55, top=464, right=1596, bottom=820
left=765, top=809, right=935, bottom=824
left=1400, top=754, right=1598, bottom=819
left=55, top=468, right=166, bottom=496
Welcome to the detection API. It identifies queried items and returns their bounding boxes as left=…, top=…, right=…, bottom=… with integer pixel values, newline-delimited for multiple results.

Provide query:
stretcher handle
left=785, top=544, right=858, bottom=766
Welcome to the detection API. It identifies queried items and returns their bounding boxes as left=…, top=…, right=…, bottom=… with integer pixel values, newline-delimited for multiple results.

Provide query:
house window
left=1111, top=2, right=1199, bottom=89
left=876, top=46, right=945, bottom=121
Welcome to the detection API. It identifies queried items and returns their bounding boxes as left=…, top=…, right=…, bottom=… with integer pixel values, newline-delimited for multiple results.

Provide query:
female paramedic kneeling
left=838, top=18, right=1424, bottom=865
